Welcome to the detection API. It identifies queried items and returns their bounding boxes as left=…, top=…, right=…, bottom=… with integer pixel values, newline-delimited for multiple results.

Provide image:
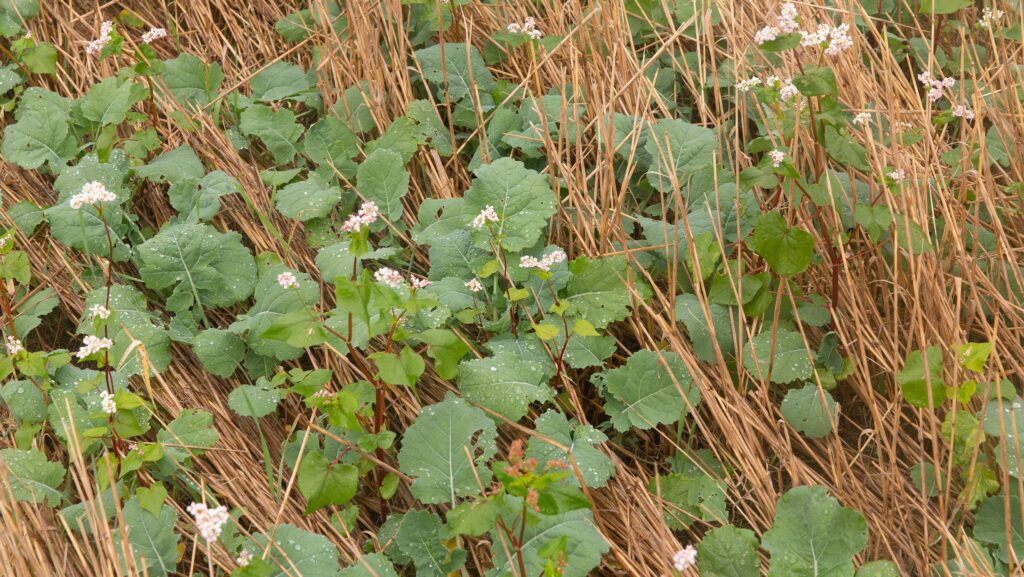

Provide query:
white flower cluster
left=411, top=277, right=431, bottom=289
left=90, top=304, right=111, bottom=319
left=100, top=390, right=117, bottom=414
left=5, top=336, right=24, bottom=355
left=236, top=550, right=254, bottom=567
left=374, top=267, right=405, bottom=289
left=86, top=21, right=114, bottom=55
left=853, top=112, right=872, bottom=126
left=520, top=249, right=567, bottom=272
left=800, top=22, right=852, bottom=55
left=464, top=278, right=483, bottom=293
left=736, top=76, right=762, bottom=92
left=887, top=168, right=907, bottom=182
left=341, top=201, right=380, bottom=233
left=277, top=271, right=299, bottom=289
left=70, top=181, right=117, bottom=210
left=769, top=149, right=786, bottom=168
left=471, top=205, right=499, bottom=229
left=507, top=16, right=543, bottom=40
left=141, top=27, right=166, bottom=43
left=917, top=71, right=956, bottom=103
left=951, top=104, right=975, bottom=120
left=778, top=78, right=799, bottom=101
left=75, top=335, right=113, bottom=359
left=979, top=7, right=1004, bottom=28
left=754, top=2, right=798, bottom=45
left=187, top=502, right=230, bottom=542
left=672, top=545, right=697, bottom=571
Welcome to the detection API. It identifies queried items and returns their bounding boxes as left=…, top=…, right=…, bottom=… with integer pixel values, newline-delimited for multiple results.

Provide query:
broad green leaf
left=792, top=66, right=837, bottom=97
left=254, top=524, right=339, bottom=577
left=370, top=346, right=425, bottom=387
left=896, top=346, right=945, bottom=408
left=46, top=153, right=132, bottom=259
left=407, top=99, right=453, bottom=156
left=644, top=118, right=717, bottom=193
left=457, top=352, right=551, bottom=422
left=744, top=328, right=814, bottom=384
left=781, top=384, right=839, bottom=438
left=919, top=0, right=971, bottom=14
left=298, top=451, right=358, bottom=514
left=982, top=397, right=1024, bottom=478
left=79, top=284, right=172, bottom=374
left=251, top=61, right=314, bottom=102
left=81, top=77, right=138, bottom=126
left=599, top=349, right=699, bottom=432
left=564, top=255, right=641, bottom=329
left=228, top=380, right=284, bottom=418
left=1, top=109, right=76, bottom=171
left=240, top=104, right=304, bottom=165
left=525, top=410, right=614, bottom=488
left=7, top=200, right=46, bottom=234
left=414, top=328, right=471, bottom=380
left=339, top=553, right=399, bottom=577
left=398, top=394, right=497, bottom=504
left=855, top=561, right=900, bottom=577
left=489, top=504, right=609, bottom=577
left=135, top=144, right=204, bottom=183
left=750, top=212, right=815, bottom=276
left=0, top=448, right=65, bottom=505
left=650, top=469, right=726, bottom=529
left=697, top=525, right=760, bottom=577
left=560, top=333, right=616, bottom=369
left=762, top=485, right=868, bottom=577
left=2, top=380, right=47, bottom=422
left=229, top=266, right=318, bottom=360
left=160, top=53, right=224, bottom=105
left=117, top=498, right=179, bottom=577
left=414, top=43, right=495, bottom=101
left=357, top=148, right=409, bottom=221
left=975, top=490, right=1024, bottom=564
left=303, top=116, right=359, bottom=176
left=824, top=126, right=869, bottom=171
left=675, top=293, right=735, bottom=363
left=395, top=510, right=466, bottom=577
left=275, top=173, right=342, bottom=221
left=156, top=409, right=218, bottom=466
left=853, top=204, right=892, bottom=243
left=365, top=116, right=422, bottom=163
left=464, top=157, right=556, bottom=251
left=335, top=81, right=377, bottom=133
left=138, top=223, right=257, bottom=314
left=12, top=287, right=58, bottom=338
left=957, top=342, right=992, bottom=373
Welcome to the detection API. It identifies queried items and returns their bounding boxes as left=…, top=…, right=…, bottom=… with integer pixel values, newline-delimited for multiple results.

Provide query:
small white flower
left=5, top=336, right=24, bottom=355
left=979, top=7, right=1004, bottom=28
left=374, top=267, right=405, bottom=289
left=777, top=2, right=799, bottom=33
left=341, top=201, right=380, bottom=233
left=779, top=79, right=799, bottom=102
left=141, top=27, right=166, bottom=43
left=853, top=112, right=872, bottom=126
left=824, top=23, right=853, bottom=56
left=471, top=205, right=499, bottom=229
left=236, top=550, right=254, bottom=567
left=507, top=23, right=522, bottom=34
left=917, top=71, right=955, bottom=103
left=672, top=545, right=697, bottom=572
left=411, top=277, right=431, bottom=289
left=90, top=304, right=111, bottom=319
left=70, top=181, right=117, bottom=210
left=465, top=278, right=483, bottom=293
left=800, top=23, right=830, bottom=47
left=23, top=30, right=31, bottom=39
left=85, top=21, right=114, bottom=55
left=187, top=502, right=230, bottom=543
left=75, top=335, right=113, bottom=359
left=521, top=249, right=567, bottom=272
left=277, top=271, right=299, bottom=289
left=735, top=76, right=762, bottom=92
left=312, top=389, right=333, bottom=399
left=754, top=25, right=780, bottom=45
left=100, top=390, right=117, bottom=414
left=951, top=104, right=975, bottom=120
left=887, top=168, right=907, bottom=182
left=769, top=149, right=786, bottom=168
left=508, top=16, right=542, bottom=39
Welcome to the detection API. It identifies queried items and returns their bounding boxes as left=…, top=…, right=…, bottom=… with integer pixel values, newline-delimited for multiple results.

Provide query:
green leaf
left=750, top=212, right=815, bottom=276
left=644, top=118, right=717, bottom=193
left=675, top=293, right=735, bottom=363
left=365, top=116, right=421, bottom=163
left=192, top=328, right=245, bottom=377
left=650, top=469, right=726, bottom=530
left=253, top=524, right=339, bottom=577
left=275, top=173, right=342, bottom=221
left=370, top=346, right=425, bottom=387
left=919, top=0, right=971, bottom=14
left=303, top=116, right=359, bottom=176
left=855, top=561, right=901, bottom=577
left=397, top=394, right=497, bottom=504
left=447, top=498, right=500, bottom=537
left=297, top=451, right=359, bottom=514
left=414, top=43, right=495, bottom=101
left=823, top=126, right=869, bottom=171
left=896, top=346, right=945, bottom=408
left=975, top=489, right=1024, bottom=564
left=228, top=380, right=284, bottom=418
left=230, top=266, right=319, bottom=360
left=13, top=287, right=58, bottom=338
left=395, top=510, right=467, bottom=577
left=781, top=384, right=839, bottom=438
left=81, top=77, right=137, bottom=125
left=117, top=498, right=179, bottom=577
left=0, top=448, right=65, bottom=505
left=744, top=328, right=814, bottom=385
left=1, top=109, right=76, bottom=171
left=7, top=200, right=46, bottom=234
left=762, top=485, right=868, bottom=577
left=21, top=42, right=57, bottom=74
left=458, top=352, right=552, bottom=422
left=240, top=104, right=304, bottom=165
left=525, top=410, right=614, bottom=488
left=138, top=223, right=257, bottom=314
left=251, top=61, right=314, bottom=102
left=982, top=397, right=1024, bottom=478
left=854, top=203, right=891, bottom=243
left=157, top=408, right=219, bottom=466
left=464, top=157, right=556, bottom=251
left=2, top=380, right=47, bottom=422
left=135, top=144, right=204, bottom=183
left=792, top=66, right=838, bottom=98
left=489, top=505, right=609, bottom=577
left=357, top=148, right=409, bottom=221
left=957, top=342, right=992, bottom=373
left=79, top=284, right=172, bottom=374
left=564, top=255, right=640, bottom=329
left=339, top=553, right=400, bottom=577
left=697, top=525, right=760, bottom=577
left=414, top=329, right=471, bottom=380
left=599, top=349, right=699, bottom=432
left=160, top=53, right=224, bottom=105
